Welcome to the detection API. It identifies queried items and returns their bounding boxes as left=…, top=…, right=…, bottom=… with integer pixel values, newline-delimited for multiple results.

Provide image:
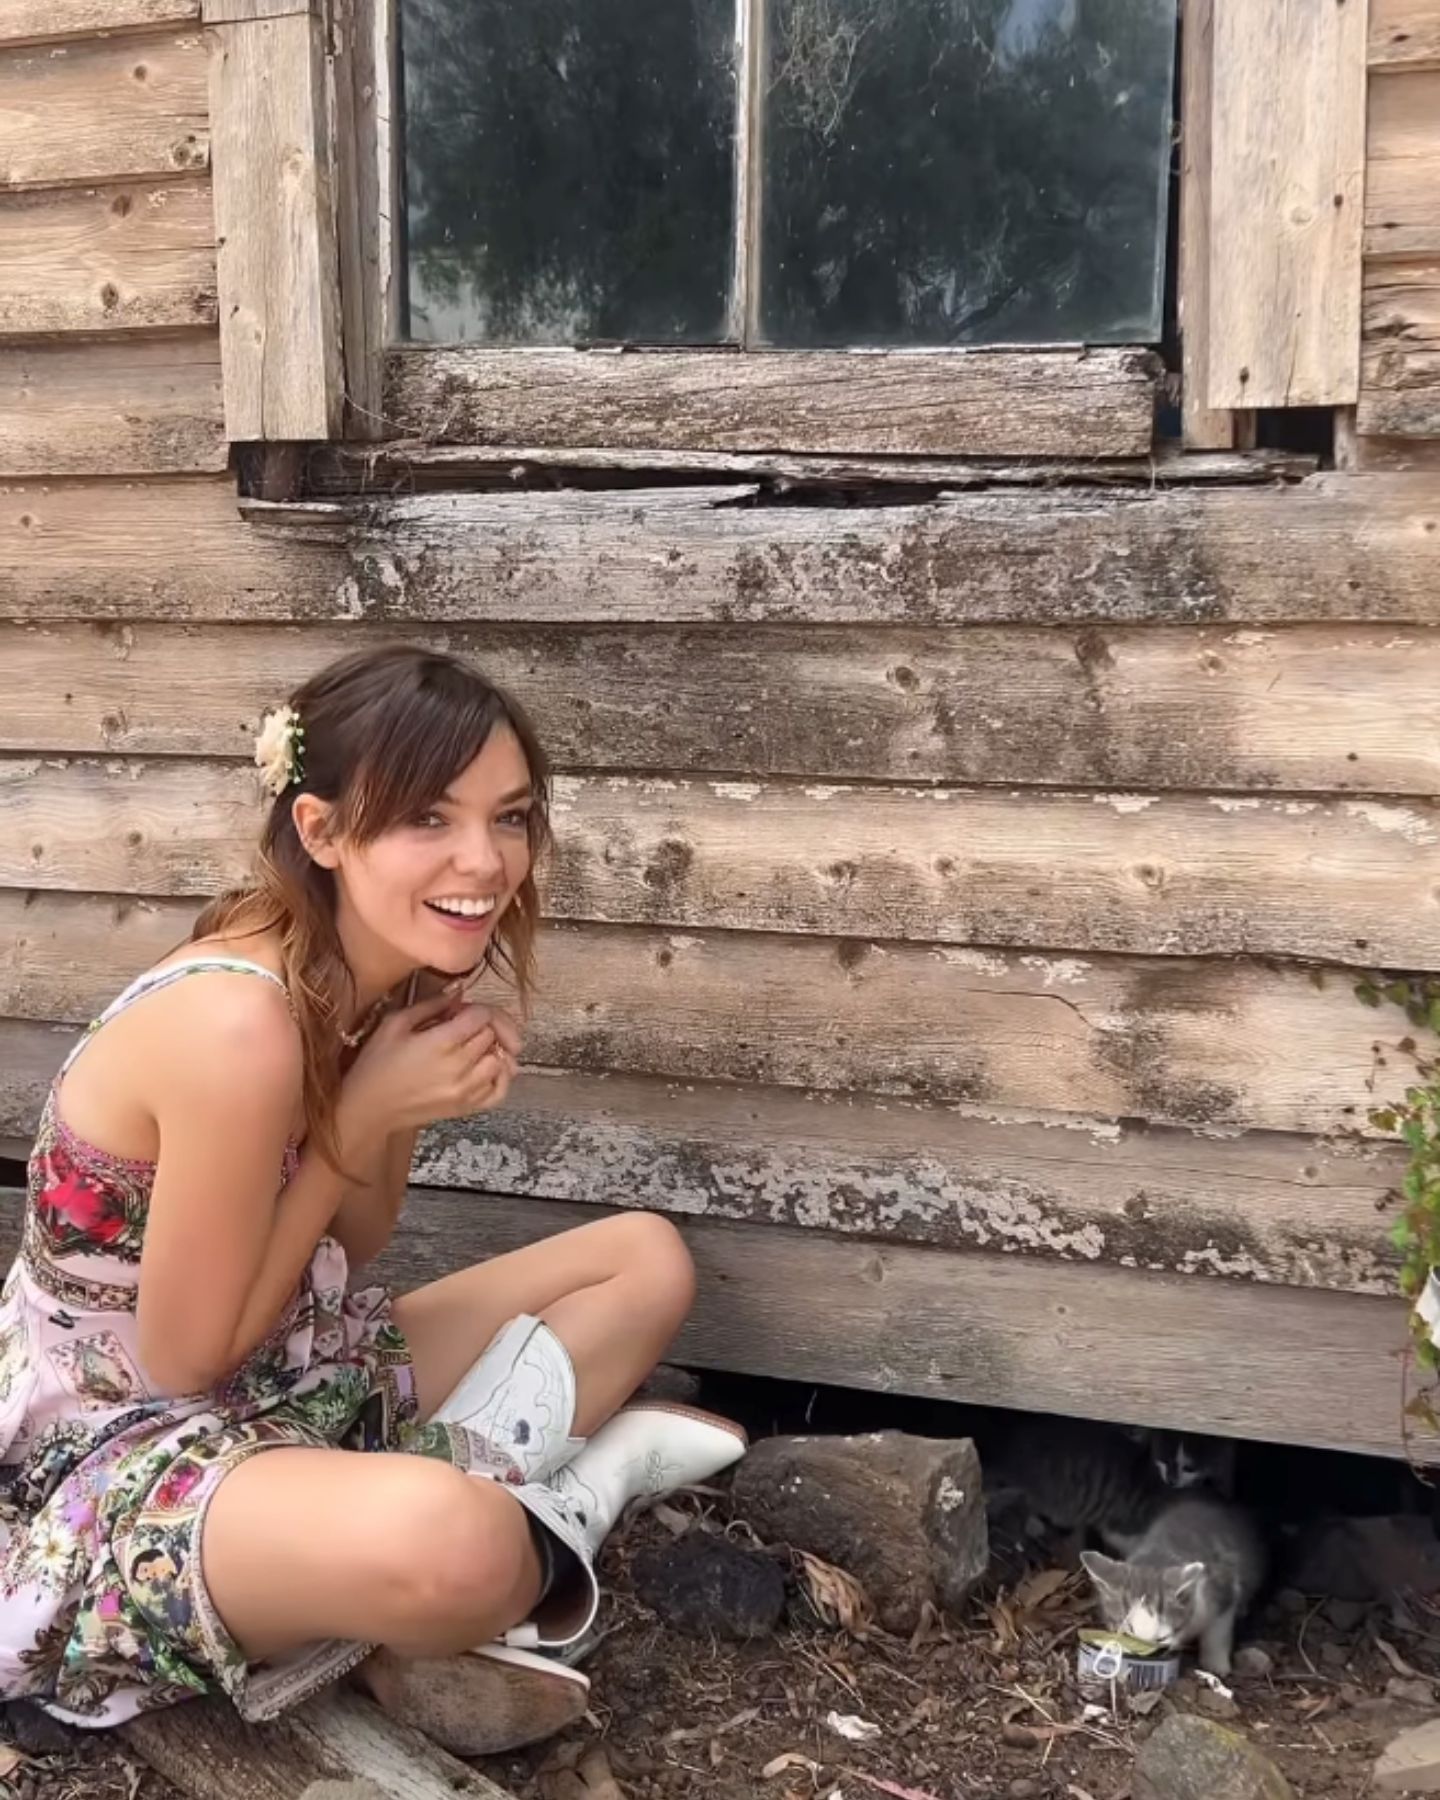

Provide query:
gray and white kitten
left=1080, top=1495, right=1266, bottom=1676
left=1134, top=1427, right=1238, bottom=1499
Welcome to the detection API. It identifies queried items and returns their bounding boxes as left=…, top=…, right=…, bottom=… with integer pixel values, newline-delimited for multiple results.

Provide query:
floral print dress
left=0, top=958, right=433, bottom=1727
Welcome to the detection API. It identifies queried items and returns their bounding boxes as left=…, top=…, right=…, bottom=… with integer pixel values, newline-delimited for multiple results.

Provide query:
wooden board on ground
left=1360, top=257, right=1440, bottom=438
left=1208, top=0, right=1366, bottom=406
left=0, top=179, right=215, bottom=338
left=7, top=617, right=1440, bottom=797
left=208, top=9, right=342, bottom=438
left=4, top=755, right=1440, bottom=967
left=1367, top=70, right=1440, bottom=258
left=6, top=474, right=1440, bottom=626
left=0, top=31, right=208, bottom=191
left=0, top=0, right=198, bottom=47
left=0, top=992, right=1405, bottom=1293
left=0, top=337, right=225, bottom=477
left=122, top=1684, right=514, bottom=1800
left=0, top=477, right=347, bottom=617
left=383, top=346, right=1160, bottom=460
left=370, top=1189, right=1427, bottom=1461
left=0, top=1021, right=1404, bottom=1293
left=0, top=890, right=1426, bottom=1136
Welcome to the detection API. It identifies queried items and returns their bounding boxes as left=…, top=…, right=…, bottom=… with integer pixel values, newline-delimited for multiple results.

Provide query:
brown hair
left=191, top=644, right=551, bottom=1166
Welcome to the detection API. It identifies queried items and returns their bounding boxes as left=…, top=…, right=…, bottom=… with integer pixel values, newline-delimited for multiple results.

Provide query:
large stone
left=1287, top=1516, right=1440, bottom=1603
left=632, top=1532, right=786, bottom=1639
left=1133, top=1714, right=1295, bottom=1800
left=729, top=1431, right=987, bottom=1633
left=1375, top=1718, right=1440, bottom=1793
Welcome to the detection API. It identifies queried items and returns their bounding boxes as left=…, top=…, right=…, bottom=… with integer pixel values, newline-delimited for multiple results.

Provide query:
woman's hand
left=340, top=990, right=522, bottom=1140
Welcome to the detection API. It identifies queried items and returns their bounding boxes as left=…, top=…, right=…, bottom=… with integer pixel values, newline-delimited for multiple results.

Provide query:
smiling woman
left=0, top=644, right=746, bottom=1753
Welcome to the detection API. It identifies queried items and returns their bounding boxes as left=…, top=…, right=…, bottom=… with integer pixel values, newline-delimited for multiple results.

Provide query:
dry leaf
left=576, top=1747, right=625, bottom=1800
left=844, top=1772, right=944, bottom=1800
left=664, top=1706, right=760, bottom=1746
left=651, top=1500, right=692, bottom=1538
left=798, top=1550, right=875, bottom=1635
left=0, top=1747, right=22, bottom=1781
left=1375, top=1633, right=1426, bottom=1681
left=762, top=1751, right=823, bottom=1779
left=826, top=1711, right=882, bottom=1743
left=1014, top=1567, right=1071, bottom=1612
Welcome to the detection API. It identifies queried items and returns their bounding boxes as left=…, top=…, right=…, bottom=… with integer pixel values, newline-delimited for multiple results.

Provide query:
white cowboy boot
left=502, top=1399, right=749, bottom=1651
left=427, top=1312, right=586, bottom=1484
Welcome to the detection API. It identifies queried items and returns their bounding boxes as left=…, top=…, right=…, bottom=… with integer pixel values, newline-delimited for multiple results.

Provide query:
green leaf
left=1356, top=982, right=1382, bottom=1008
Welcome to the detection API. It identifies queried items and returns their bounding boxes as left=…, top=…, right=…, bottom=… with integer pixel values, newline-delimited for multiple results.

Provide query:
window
left=398, top=0, right=1178, bottom=351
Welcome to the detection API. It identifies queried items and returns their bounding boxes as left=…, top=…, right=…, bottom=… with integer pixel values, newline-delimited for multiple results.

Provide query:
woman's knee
left=618, top=1211, right=695, bottom=1321
left=366, top=1462, right=534, bottom=1635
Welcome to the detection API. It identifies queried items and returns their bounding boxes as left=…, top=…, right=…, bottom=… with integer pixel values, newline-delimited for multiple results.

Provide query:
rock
left=1233, top=1646, right=1273, bottom=1679
left=1320, top=1641, right=1350, bottom=1671
left=2, top=1702, right=74, bottom=1757
left=729, top=1431, right=987, bottom=1633
left=1288, top=1516, right=1440, bottom=1603
left=1375, top=1718, right=1440, bottom=1792
left=1390, top=1677, right=1439, bottom=1708
left=1324, top=1596, right=1369, bottom=1632
left=634, top=1363, right=702, bottom=1406
left=1194, top=1685, right=1240, bottom=1721
left=1273, top=1588, right=1307, bottom=1617
left=1007, top=1781, right=1042, bottom=1798
left=631, top=1533, right=786, bottom=1640
left=1133, top=1714, right=1295, bottom=1800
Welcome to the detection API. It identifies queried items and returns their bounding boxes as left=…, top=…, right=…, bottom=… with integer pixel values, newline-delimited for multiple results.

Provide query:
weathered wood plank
left=209, top=10, right=342, bottom=438
left=7, top=475, right=1440, bottom=625
left=0, top=32, right=208, bottom=190
left=1372, top=0, right=1440, bottom=69
left=5, top=617, right=1440, bottom=797
left=1179, top=0, right=1235, bottom=449
left=4, top=756, right=1440, bottom=968
left=1360, top=256, right=1440, bottom=437
left=311, top=442, right=1317, bottom=494
left=1368, top=70, right=1440, bottom=258
left=1336, top=412, right=1440, bottom=469
left=0, top=337, right=225, bottom=476
left=383, top=346, right=1161, bottom=461
left=1208, top=0, right=1367, bottom=406
left=371, top=1189, right=1426, bottom=1460
left=0, top=476, right=347, bottom=616
left=0, top=180, right=215, bottom=338
left=0, top=0, right=198, bottom=47
left=0, top=1023, right=1404, bottom=1294
left=2, top=892, right=1424, bottom=1137
left=123, top=1686, right=514, bottom=1799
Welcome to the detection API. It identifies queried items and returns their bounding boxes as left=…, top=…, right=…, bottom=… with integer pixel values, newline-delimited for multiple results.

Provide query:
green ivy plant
left=1357, top=974, right=1440, bottom=1419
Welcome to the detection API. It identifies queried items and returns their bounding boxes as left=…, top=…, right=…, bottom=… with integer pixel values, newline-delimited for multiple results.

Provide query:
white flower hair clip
left=254, top=704, right=306, bottom=797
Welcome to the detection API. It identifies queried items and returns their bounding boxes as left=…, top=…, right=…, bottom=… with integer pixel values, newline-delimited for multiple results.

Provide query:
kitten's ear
left=1170, top=1560, right=1206, bottom=1600
left=1080, top=1551, right=1121, bottom=1590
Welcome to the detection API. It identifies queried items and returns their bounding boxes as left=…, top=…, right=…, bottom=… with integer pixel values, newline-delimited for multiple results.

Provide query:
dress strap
left=59, top=957, right=294, bottom=1078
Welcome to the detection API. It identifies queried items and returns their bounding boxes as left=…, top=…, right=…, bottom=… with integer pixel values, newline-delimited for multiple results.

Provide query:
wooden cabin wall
left=3, top=0, right=1440, bottom=1463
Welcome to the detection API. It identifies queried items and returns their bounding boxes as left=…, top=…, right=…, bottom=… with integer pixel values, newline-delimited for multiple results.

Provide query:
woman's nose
left=453, top=829, right=505, bottom=883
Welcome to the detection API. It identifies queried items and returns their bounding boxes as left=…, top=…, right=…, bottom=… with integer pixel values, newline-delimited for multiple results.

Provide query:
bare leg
left=200, top=1447, right=543, bottom=1663
left=391, top=1211, right=696, bottom=1433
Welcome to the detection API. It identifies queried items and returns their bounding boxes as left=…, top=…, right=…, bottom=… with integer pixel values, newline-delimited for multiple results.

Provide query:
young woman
left=0, top=646, right=745, bottom=1752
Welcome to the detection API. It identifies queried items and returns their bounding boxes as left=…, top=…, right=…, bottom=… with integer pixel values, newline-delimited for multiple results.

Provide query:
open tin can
left=1077, top=1630, right=1180, bottom=1698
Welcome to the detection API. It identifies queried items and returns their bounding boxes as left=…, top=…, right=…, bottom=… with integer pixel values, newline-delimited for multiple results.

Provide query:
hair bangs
left=341, top=681, right=513, bottom=844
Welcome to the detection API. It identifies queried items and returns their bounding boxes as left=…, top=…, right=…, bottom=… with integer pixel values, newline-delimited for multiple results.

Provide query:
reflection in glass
left=758, top=0, right=1177, bottom=346
left=401, top=0, right=738, bottom=344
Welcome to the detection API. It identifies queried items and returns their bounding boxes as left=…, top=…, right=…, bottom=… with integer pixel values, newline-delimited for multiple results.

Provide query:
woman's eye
left=498, top=808, right=531, bottom=830
left=413, top=812, right=446, bottom=830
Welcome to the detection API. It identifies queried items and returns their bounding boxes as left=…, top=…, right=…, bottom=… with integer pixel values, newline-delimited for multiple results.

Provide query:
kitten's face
left=1081, top=1551, right=1205, bottom=1651
left=1148, top=1430, right=1235, bottom=1494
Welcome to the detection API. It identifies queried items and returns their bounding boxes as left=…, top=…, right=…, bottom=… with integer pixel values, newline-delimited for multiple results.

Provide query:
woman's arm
left=136, top=986, right=350, bottom=1393
left=326, top=1125, right=421, bottom=1270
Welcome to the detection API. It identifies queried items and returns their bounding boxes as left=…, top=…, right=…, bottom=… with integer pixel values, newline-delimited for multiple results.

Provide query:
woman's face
left=318, top=726, right=536, bottom=993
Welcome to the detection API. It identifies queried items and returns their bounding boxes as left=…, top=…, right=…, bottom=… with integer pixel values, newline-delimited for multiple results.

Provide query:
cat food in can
left=1077, top=1631, right=1180, bottom=1697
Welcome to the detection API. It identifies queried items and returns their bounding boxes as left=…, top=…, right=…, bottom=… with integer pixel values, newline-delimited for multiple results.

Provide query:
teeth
left=430, top=897, right=495, bottom=918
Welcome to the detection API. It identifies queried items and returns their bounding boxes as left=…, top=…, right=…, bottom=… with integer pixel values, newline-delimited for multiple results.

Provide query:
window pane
left=401, top=0, right=739, bottom=344
left=758, top=0, right=1177, bottom=347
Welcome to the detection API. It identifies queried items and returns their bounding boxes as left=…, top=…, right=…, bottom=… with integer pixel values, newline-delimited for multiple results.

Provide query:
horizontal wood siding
left=2, top=754, right=1439, bottom=969
left=1371, top=0, right=1440, bottom=71
left=383, top=347, right=1160, bottom=461
left=0, top=179, right=215, bottom=337
left=0, top=891, right=1426, bottom=1137
left=3, top=618, right=1439, bottom=796
left=0, top=31, right=208, bottom=191
left=0, top=0, right=199, bottom=47
left=0, top=338, right=225, bottom=475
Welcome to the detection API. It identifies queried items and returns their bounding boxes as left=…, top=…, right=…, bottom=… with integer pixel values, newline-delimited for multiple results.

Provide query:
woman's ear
left=291, top=794, right=340, bottom=868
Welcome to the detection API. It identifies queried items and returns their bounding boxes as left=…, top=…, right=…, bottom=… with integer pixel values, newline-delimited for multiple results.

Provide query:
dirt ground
left=4, top=1501, right=1439, bottom=1800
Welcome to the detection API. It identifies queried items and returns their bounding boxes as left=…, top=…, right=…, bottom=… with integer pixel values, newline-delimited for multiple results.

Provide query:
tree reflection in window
left=400, top=0, right=1177, bottom=348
